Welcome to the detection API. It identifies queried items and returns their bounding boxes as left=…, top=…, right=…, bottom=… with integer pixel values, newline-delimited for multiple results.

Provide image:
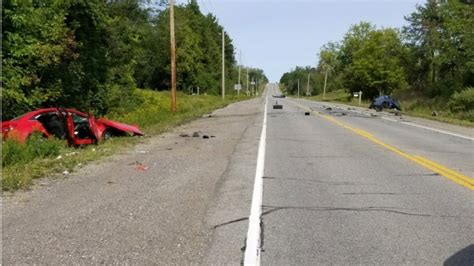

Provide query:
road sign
left=234, top=84, right=242, bottom=91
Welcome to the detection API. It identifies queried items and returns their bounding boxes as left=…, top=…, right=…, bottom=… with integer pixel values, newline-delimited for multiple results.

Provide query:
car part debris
left=179, top=133, right=190, bottom=137
left=132, top=161, right=148, bottom=172
left=192, top=132, right=200, bottom=137
left=305, top=112, right=310, bottom=116
left=273, top=100, right=283, bottom=109
left=202, top=135, right=209, bottom=139
left=325, top=107, right=332, bottom=111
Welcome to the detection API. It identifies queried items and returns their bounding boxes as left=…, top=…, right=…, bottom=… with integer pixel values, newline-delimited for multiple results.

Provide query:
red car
left=2, top=108, right=144, bottom=146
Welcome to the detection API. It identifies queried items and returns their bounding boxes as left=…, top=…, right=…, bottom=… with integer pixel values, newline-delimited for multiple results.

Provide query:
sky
left=178, top=0, right=425, bottom=82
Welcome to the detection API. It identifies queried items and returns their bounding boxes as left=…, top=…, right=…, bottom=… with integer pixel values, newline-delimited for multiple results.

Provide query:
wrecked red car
left=2, top=108, right=143, bottom=146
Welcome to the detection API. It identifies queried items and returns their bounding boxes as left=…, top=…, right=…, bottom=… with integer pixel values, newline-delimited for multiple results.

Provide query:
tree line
left=280, top=0, right=473, bottom=105
left=1, top=0, right=268, bottom=120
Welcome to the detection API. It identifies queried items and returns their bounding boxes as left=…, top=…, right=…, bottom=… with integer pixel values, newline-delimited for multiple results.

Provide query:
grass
left=304, top=89, right=474, bottom=127
left=2, top=89, right=247, bottom=191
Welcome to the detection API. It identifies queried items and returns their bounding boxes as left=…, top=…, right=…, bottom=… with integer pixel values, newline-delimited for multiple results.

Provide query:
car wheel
left=102, top=130, right=112, bottom=140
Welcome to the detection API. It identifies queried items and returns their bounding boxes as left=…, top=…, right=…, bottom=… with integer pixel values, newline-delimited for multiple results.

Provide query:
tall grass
left=2, top=89, right=246, bottom=191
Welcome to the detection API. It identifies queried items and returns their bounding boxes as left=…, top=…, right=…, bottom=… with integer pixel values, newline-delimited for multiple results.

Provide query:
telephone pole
left=297, top=79, right=300, bottom=99
left=238, top=50, right=241, bottom=97
left=323, top=67, right=328, bottom=100
left=221, top=29, right=225, bottom=100
left=306, top=73, right=310, bottom=96
left=169, top=0, right=177, bottom=113
left=246, top=68, right=249, bottom=96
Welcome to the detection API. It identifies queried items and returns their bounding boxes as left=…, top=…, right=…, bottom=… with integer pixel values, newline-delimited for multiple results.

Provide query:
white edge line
left=244, top=96, right=267, bottom=266
left=380, top=116, right=473, bottom=141
left=296, top=98, right=472, bottom=142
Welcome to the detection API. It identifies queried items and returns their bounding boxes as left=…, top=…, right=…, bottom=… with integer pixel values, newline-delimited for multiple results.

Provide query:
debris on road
left=305, top=112, right=310, bottom=116
left=202, top=135, right=209, bottom=139
left=273, top=100, right=283, bottom=109
left=131, top=161, right=148, bottom=172
left=62, top=170, right=69, bottom=175
left=179, top=133, right=190, bottom=138
left=192, top=132, right=200, bottom=137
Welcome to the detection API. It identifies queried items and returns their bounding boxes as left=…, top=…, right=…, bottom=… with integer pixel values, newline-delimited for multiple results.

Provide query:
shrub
left=448, top=87, right=474, bottom=113
left=2, top=133, right=63, bottom=167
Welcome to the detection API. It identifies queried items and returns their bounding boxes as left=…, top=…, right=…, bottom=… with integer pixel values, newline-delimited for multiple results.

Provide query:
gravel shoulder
left=2, top=97, right=264, bottom=264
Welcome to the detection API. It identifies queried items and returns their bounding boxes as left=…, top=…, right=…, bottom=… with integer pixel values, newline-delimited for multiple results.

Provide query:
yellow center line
left=288, top=100, right=474, bottom=191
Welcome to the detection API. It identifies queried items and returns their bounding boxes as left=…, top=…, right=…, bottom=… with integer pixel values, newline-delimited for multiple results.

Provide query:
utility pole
left=238, top=50, right=241, bottom=97
left=252, top=78, right=255, bottom=96
left=323, top=67, right=328, bottom=100
left=306, top=73, right=310, bottom=96
left=297, top=79, right=300, bottom=99
left=169, top=0, right=177, bottom=113
left=221, top=28, right=225, bottom=100
left=256, top=79, right=258, bottom=96
left=246, top=68, right=249, bottom=96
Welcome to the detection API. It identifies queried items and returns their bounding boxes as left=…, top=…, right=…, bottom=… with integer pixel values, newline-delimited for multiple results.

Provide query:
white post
left=358, top=90, right=362, bottom=105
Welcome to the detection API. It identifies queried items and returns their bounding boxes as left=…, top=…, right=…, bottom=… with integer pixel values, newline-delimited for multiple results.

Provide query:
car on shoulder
left=2, top=108, right=144, bottom=146
left=369, top=95, right=401, bottom=112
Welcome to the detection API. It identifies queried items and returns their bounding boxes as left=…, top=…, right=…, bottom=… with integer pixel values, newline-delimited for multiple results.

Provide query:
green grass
left=304, top=89, right=474, bottom=127
left=2, top=89, right=247, bottom=191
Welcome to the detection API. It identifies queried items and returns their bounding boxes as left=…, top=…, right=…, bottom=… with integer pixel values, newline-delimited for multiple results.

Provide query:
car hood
left=97, top=118, right=144, bottom=136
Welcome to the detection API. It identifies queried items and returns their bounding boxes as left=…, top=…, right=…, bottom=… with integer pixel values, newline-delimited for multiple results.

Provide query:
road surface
left=2, top=84, right=473, bottom=265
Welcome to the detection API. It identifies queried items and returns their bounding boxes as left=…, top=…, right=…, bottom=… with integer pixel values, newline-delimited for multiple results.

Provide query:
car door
left=88, top=115, right=101, bottom=141
left=65, top=111, right=97, bottom=146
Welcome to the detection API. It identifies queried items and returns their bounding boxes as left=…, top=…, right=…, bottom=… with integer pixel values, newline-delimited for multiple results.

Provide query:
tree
left=403, top=0, right=474, bottom=96
left=336, top=22, right=407, bottom=99
left=2, top=0, right=70, bottom=119
left=347, top=28, right=407, bottom=98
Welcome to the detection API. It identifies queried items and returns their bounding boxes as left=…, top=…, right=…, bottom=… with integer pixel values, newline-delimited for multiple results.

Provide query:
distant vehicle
left=2, top=108, right=144, bottom=146
left=369, top=95, right=401, bottom=111
left=272, top=94, right=286, bottom=98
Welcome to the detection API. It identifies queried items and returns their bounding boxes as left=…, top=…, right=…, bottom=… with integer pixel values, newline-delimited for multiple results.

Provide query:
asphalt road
left=2, top=84, right=473, bottom=265
left=260, top=84, right=473, bottom=265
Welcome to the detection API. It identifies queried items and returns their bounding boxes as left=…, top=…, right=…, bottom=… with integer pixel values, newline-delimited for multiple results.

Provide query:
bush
left=448, top=87, right=474, bottom=113
left=2, top=133, right=63, bottom=167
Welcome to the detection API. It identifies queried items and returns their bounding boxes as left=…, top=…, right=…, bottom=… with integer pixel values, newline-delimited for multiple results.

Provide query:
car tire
left=102, top=129, right=112, bottom=140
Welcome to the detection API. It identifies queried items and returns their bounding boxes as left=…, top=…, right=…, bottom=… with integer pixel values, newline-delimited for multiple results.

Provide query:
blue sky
left=177, top=0, right=425, bottom=82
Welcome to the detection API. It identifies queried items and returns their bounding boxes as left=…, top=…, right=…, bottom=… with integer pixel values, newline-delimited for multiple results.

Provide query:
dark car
left=369, top=95, right=401, bottom=111
left=272, top=94, right=286, bottom=98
